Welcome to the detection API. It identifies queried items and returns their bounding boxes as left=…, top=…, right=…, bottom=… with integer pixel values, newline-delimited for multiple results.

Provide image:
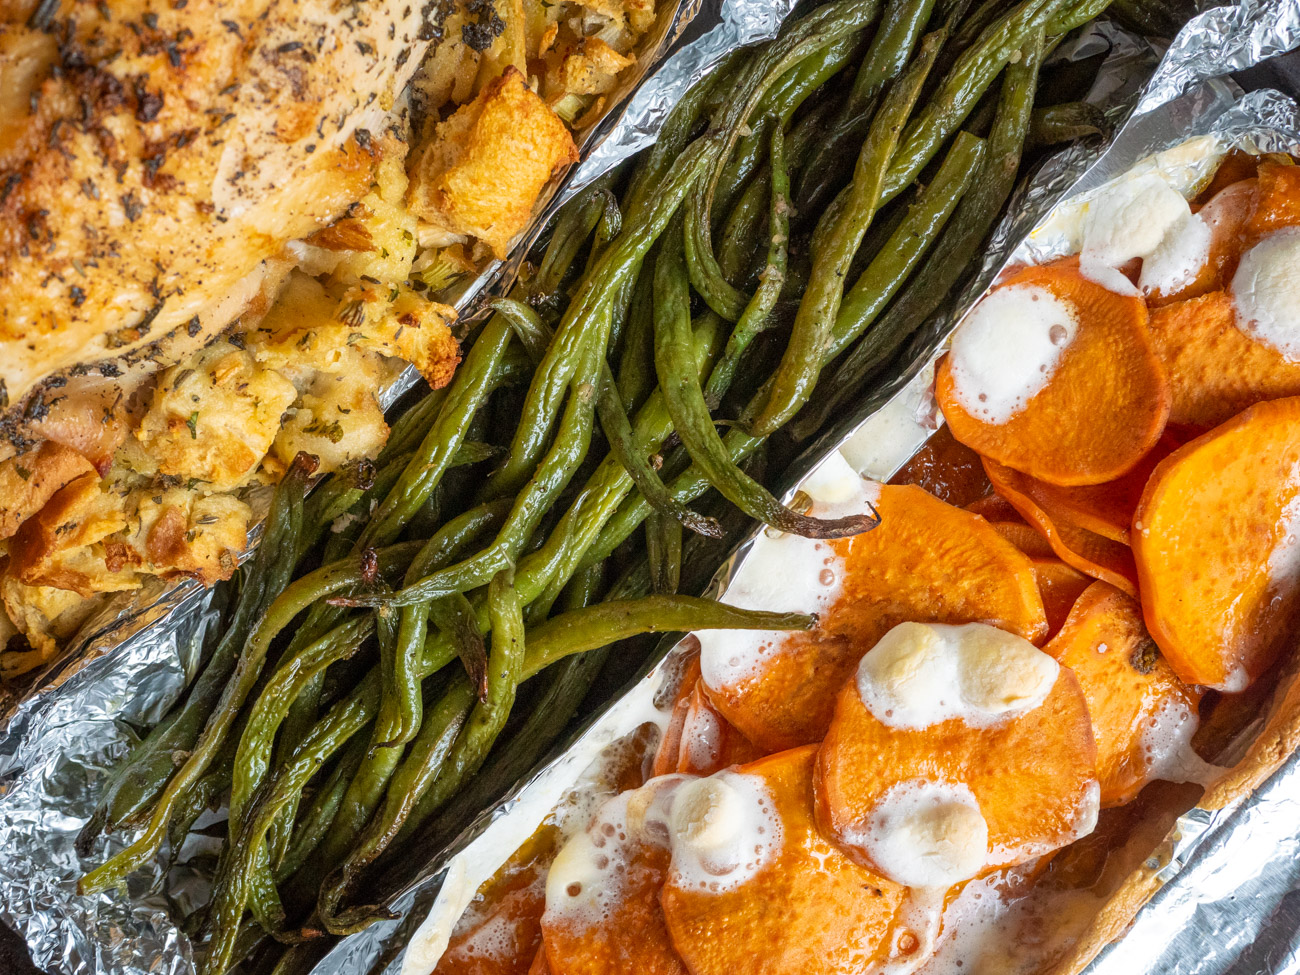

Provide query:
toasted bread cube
left=408, top=67, right=578, bottom=258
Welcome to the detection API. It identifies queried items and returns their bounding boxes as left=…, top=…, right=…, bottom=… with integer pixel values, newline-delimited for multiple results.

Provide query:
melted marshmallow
left=1232, top=228, right=1300, bottom=360
left=1138, top=210, right=1212, bottom=297
left=699, top=452, right=880, bottom=691
left=856, top=622, right=1059, bottom=730
left=544, top=770, right=784, bottom=925
left=1079, top=172, right=1195, bottom=296
left=544, top=788, right=646, bottom=928
left=855, top=778, right=989, bottom=889
left=664, top=771, right=783, bottom=894
left=1141, top=697, right=1221, bottom=788
left=1269, top=489, right=1300, bottom=586
left=946, top=285, right=1078, bottom=424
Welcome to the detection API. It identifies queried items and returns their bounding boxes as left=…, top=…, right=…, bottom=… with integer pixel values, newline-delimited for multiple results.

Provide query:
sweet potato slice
left=990, top=521, right=1057, bottom=561
left=889, top=425, right=992, bottom=508
left=965, top=493, right=1022, bottom=522
left=542, top=789, right=686, bottom=975
left=1194, top=149, right=1258, bottom=203
left=661, top=747, right=917, bottom=975
left=1005, top=435, right=1176, bottom=546
left=1133, top=396, right=1300, bottom=690
left=1147, top=178, right=1256, bottom=308
left=1035, top=560, right=1093, bottom=639
left=936, top=259, right=1170, bottom=486
left=983, top=457, right=1139, bottom=598
left=1044, top=582, right=1204, bottom=806
left=702, top=484, right=1047, bottom=752
left=675, top=680, right=764, bottom=776
left=1245, top=158, right=1300, bottom=239
left=436, top=828, right=561, bottom=975
left=816, top=634, right=1098, bottom=877
left=653, top=656, right=703, bottom=778
left=1148, top=289, right=1300, bottom=430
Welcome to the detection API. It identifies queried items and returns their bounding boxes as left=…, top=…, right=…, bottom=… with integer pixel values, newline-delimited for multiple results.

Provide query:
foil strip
left=1135, top=0, right=1300, bottom=115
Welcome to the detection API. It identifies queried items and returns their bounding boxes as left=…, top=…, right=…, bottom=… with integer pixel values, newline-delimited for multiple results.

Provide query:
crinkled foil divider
left=0, top=0, right=824, bottom=970
left=302, top=18, right=1228, bottom=975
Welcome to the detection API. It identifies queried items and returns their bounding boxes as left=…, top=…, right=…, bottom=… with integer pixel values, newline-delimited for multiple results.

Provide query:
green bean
left=880, top=0, right=1068, bottom=203
left=230, top=616, right=374, bottom=831
left=396, top=643, right=608, bottom=857
left=316, top=677, right=475, bottom=933
left=166, top=750, right=232, bottom=867
left=807, top=31, right=1043, bottom=426
left=529, top=178, right=613, bottom=309
left=684, top=0, right=883, bottom=322
left=748, top=29, right=942, bottom=437
left=838, top=132, right=984, bottom=352
left=1030, top=101, right=1109, bottom=149
left=360, top=314, right=514, bottom=549
left=356, top=324, right=608, bottom=612
left=381, top=386, right=449, bottom=462
left=797, top=0, right=938, bottom=212
left=521, top=596, right=814, bottom=678
left=319, top=567, right=525, bottom=934
left=518, top=315, right=726, bottom=620
left=716, top=99, right=839, bottom=283
left=1047, top=0, right=1116, bottom=33
left=615, top=262, right=658, bottom=413
left=490, top=297, right=552, bottom=364
left=275, top=734, right=368, bottom=881
left=78, top=540, right=422, bottom=895
left=484, top=139, right=712, bottom=500
left=201, top=674, right=381, bottom=975
left=646, top=510, right=683, bottom=594
left=622, top=57, right=738, bottom=224
left=713, top=31, right=866, bottom=222
left=655, top=219, right=877, bottom=539
left=430, top=592, right=488, bottom=701
left=581, top=421, right=762, bottom=572
left=232, top=616, right=376, bottom=928
left=597, top=362, right=721, bottom=539
left=704, top=122, right=791, bottom=408
left=226, top=618, right=374, bottom=930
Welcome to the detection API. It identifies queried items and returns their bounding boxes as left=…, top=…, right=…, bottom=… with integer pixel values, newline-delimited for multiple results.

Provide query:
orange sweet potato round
left=1147, top=178, right=1255, bottom=307
left=1245, top=158, right=1300, bottom=239
left=541, top=802, right=686, bottom=975
left=675, top=680, right=764, bottom=776
left=1034, top=560, right=1093, bottom=639
left=435, top=829, right=561, bottom=975
left=1133, top=396, right=1300, bottom=690
left=1044, top=582, right=1203, bottom=806
left=652, top=655, right=703, bottom=779
left=704, top=484, right=1047, bottom=752
left=660, top=747, right=916, bottom=975
left=1148, top=290, right=1300, bottom=430
left=982, top=458, right=1139, bottom=598
left=936, top=259, right=1170, bottom=487
left=815, top=655, right=1098, bottom=875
